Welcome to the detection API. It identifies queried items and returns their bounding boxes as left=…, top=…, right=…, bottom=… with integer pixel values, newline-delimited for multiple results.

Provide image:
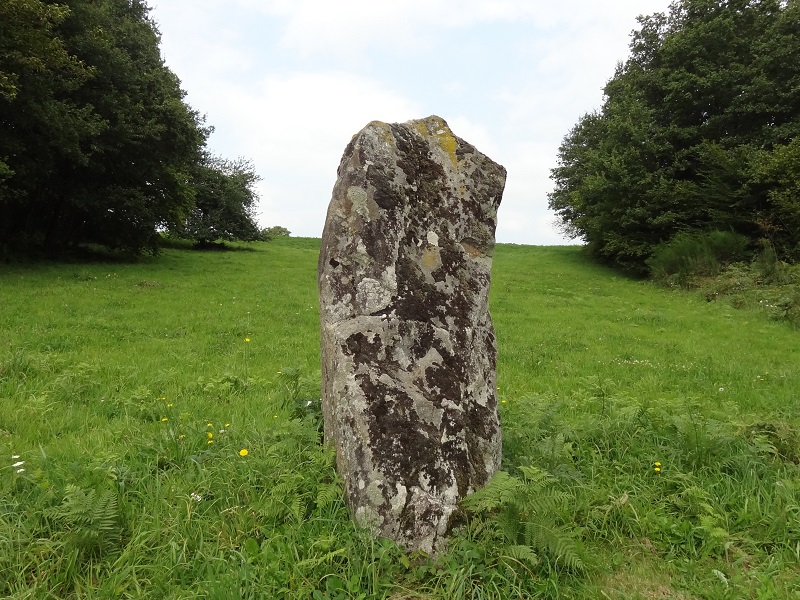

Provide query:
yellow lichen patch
left=421, top=246, right=442, bottom=271
left=413, top=116, right=458, bottom=167
left=437, top=129, right=458, bottom=167
left=371, top=121, right=395, bottom=146
left=460, top=241, right=483, bottom=258
left=413, top=120, right=430, bottom=138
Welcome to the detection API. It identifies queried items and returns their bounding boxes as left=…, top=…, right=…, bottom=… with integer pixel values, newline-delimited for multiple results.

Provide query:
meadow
left=1, top=238, right=798, bottom=599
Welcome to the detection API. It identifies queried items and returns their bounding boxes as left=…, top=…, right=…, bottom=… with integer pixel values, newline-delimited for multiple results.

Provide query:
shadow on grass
left=157, top=236, right=266, bottom=253
left=1, top=242, right=154, bottom=266
left=1, top=237, right=269, bottom=265
left=191, top=240, right=261, bottom=252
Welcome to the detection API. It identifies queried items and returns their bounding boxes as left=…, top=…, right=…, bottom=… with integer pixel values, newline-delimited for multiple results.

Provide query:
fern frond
left=523, top=520, right=584, bottom=571
left=272, top=480, right=299, bottom=498
left=500, top=544, right=539, bottom=566
left=294, top=547, right=348, bottom=570
left=461, top=471, right=523, bottom=512
left=50, top=485, right=121, bottom=557
left=518, top=465, right=556, bottom=487
left=496, top=505, right=522, bottom=545
left=315, top=482, right=342, bottom=511
left=289, top=494, right=306, bottom=523
left=253, top=496, right=286, bottom=522
left=520, top=487, right=571, bottom=517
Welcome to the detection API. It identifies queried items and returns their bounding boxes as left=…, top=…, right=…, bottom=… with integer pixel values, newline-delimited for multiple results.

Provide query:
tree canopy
left=1, top=0, right=261, bottom=255
left=548, top=0, right=800, bottom=273
left=171, top=155, right=263, bottom=247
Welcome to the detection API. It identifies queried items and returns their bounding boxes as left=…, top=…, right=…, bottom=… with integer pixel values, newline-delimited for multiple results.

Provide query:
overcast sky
left=149, top=0, right=672, bottom=245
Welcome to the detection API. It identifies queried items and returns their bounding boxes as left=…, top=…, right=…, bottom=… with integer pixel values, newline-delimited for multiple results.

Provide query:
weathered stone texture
left=318, top=115, right=506, bottom=554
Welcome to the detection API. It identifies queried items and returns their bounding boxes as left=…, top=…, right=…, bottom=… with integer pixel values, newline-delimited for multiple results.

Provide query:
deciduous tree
left=549, top=0, right=800, bottom=272
left=172, top=155, right=263, bottom=247
left=1, top=0, right=207, bottom=253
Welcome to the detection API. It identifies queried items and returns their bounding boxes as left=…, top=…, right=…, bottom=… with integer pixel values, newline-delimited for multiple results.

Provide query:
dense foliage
left=262, top=225, right=292, bottom=239
left=0, top=0, right=261, bottom=254
left=171, top=155, right=264, bottom=246
left=548, top=0, right=800, bottom=273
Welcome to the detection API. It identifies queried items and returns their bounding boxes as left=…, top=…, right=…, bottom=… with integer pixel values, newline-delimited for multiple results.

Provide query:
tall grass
left=1, top=239, right=798, bottom=598
left=646, top=230, right=749, bottom=287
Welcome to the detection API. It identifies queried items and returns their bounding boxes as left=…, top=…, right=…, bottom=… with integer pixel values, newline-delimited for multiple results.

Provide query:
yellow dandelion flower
left=501, top=399, right=507, bottom=404
left=207, top=422, right=213, bottom=427
left=245, top=338, right=251, bottom=343
left=654, top=467, right=661, bottom=473
left=208, top=440, right=214, bottom=445
left=273, top=415, right=278, bottom=419
left=207, top=432, right=213, bottom=439
left=225, top=423, right=231, bottom=428
left=654, top=461, right=662, bottom=467
left=161, top=417, right=168, bottom=422
left=167, top=403, right=173, bottom=408
left=239, top=449, right=248, bottom=457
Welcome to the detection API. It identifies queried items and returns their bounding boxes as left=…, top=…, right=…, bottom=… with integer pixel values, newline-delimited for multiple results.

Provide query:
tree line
left=548, top=0, right=799, bottom=274
left=1, top=0, right=265, bottom=255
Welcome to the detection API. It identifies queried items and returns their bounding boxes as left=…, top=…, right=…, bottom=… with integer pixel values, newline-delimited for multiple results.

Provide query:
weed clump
left=647, top=230, right=749, bottom=287
left=649, top=236, right=800, bottom=328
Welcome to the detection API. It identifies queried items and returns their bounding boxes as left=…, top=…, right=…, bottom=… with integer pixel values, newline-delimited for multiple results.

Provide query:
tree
left=262, top=225, right=291, bottom=239
left=752, top=139, right=800, bottom=258
left=172, top=155, right=263, bottom=247
left=549, top=0, right=800, bottom=272
left=0, top=0, right=208, bottom=253
left=0, top=0, right=95, bottom=249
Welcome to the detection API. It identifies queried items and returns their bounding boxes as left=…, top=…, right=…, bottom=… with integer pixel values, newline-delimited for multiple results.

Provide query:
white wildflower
left=12, top=461, right=24, bottom=468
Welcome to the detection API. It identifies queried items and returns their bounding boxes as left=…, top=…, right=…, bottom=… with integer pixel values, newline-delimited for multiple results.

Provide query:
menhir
left=318, top=115, right=506, bottom=554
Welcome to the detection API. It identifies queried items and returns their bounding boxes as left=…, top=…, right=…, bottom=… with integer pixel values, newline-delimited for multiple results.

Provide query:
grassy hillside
left=1, top=239, right=798, bottom=598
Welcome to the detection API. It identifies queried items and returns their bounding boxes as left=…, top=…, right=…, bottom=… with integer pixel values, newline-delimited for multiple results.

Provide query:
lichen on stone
left=413, top=116, right=459, bottom=167
left=319, top=115, right=506, bottom=555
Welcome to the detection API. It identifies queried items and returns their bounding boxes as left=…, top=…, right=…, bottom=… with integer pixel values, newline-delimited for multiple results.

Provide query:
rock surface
left=318, top=115, right=506, bottom=554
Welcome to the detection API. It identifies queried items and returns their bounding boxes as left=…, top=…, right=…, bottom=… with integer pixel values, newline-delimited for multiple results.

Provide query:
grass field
left=1, top=238, right=798, bottom=599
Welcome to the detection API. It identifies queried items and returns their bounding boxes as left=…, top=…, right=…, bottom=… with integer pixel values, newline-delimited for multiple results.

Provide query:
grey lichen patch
left=319, top=115, right=506, bottom=555
left=346, top=186, right=371, bottom=220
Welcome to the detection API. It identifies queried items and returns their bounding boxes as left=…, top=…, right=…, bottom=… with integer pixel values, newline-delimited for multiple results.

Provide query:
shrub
left=647, top=230, right=749, bottom=286
left=262, top=226, right=291, bottom=240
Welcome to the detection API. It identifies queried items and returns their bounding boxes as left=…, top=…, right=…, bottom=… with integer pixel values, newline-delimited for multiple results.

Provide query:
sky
left=149, top=0, right=673, bottom=245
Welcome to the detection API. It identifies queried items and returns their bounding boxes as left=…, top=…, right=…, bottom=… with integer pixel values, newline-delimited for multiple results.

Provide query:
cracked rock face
left=318, top=115, right=506, bottom=554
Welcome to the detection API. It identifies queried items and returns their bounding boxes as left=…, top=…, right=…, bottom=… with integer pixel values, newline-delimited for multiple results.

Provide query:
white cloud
left=211, top=71, right=420, bottom=234
left=240, top=0, right=669, bottom=60
left=148, top=0, right=674, bottom=244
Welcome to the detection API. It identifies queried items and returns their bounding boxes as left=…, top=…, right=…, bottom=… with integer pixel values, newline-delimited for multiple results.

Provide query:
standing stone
left=318, top=115, right=506, bottom=554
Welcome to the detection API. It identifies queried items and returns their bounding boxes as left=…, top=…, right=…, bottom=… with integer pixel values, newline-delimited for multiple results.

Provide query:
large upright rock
left=318, top=115, right=506, bottom=554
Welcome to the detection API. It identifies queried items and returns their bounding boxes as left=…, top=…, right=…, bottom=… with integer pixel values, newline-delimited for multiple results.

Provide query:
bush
left=647, top=230, right=749, bottom=286
left=262, top=226, right=291, bottom=240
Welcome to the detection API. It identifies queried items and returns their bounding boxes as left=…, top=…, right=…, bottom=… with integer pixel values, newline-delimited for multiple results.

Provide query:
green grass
left=1, top=239, right=798, bottom=599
